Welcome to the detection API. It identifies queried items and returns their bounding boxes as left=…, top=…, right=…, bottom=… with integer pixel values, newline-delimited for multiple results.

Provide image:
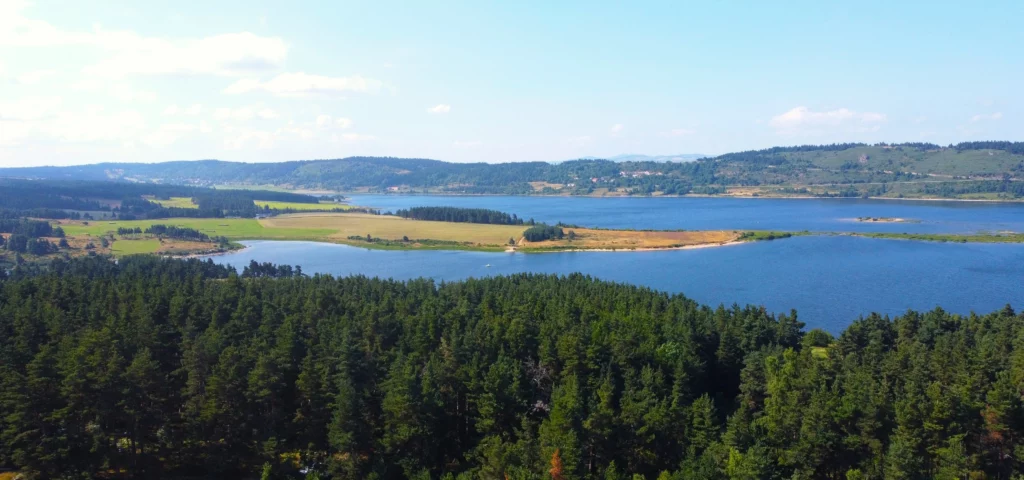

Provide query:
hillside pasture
left=261, top=213, right=527, bottom=245
left=255, top=200, right=353, bottom=211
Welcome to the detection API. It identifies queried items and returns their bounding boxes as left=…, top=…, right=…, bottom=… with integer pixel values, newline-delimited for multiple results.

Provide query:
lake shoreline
left=343, top=191, right=1024, bottom=203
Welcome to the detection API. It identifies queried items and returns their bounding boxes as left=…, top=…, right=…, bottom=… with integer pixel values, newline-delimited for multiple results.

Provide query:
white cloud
left=769, top=106, right=887, bottom=134
left=970, top=112, right=1003, bottom=122
left=335, top=133, right=375, bottom=142
left=223, top=130, right=276, bottom=150
left=0, top=3, right=286, bottom=78
left=610, top=123, right=624, bottom=136
left=140, top=123, right=200, bottom=148
left=83, top=32, right=287, bottom=78
left=225, top=72, right=382, bottom=96
left=0, top=96, right=63, bottom=121
left=16, top=69, right=55, bottom=85
left=163, top=104, right=203, bottom=116
left=257, top=108, right=278, bottom=119
left=214, top=107, right=256, bottom=121
left=427, top=104, right=451, bottom=114
left=71, top=78, right=157, bottom=103
left=662, top=128, right=695, bottom=137
left=453, top=140, right=482, bottom=148
left=1, top=107, right=145, bottom=146
left=315, top=114, right=353, bottom=129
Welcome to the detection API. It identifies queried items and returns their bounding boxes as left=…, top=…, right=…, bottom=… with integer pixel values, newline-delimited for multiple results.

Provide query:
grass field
left=527, top=228, right=739, bottom=250
left=53, top=214, right=780, bottom=253
left=262, top=213, right=527, bottom=245
left=256, top=200, right=354, bottom=211
left=111, top=239, right=162, bottom=255
left=57, top=218, right=334, bottom=241
left=145, top=196, right=197, bottom=208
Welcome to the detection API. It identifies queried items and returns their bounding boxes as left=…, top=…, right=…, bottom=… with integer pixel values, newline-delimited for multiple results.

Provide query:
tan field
left=529, top=181, right=567, bottom=192
left=260, top=213, right=528, bottom=246
left=527, top=228, right=740, bottom=250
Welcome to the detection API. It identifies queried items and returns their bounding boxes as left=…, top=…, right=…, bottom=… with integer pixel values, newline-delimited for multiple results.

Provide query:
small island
left=856, top=216, right=914, bottom=223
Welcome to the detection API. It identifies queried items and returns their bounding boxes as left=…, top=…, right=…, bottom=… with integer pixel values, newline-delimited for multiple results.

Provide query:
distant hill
left=2, top=142, right=1023, bottom=199
left=607, top=154, right=707, bottom=163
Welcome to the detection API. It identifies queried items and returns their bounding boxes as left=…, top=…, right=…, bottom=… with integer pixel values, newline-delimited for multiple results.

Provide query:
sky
left=0, top=0, right=1021, bottom=167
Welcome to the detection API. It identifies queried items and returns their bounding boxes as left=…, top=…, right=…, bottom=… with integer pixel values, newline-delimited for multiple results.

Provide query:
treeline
left=523, top=224, right=565, bottom=242
left=395, top=206, right=527, bottom=225
left=0, top=178, right=320, bottom=220
left=145, top=224, right=210, bottom=242
left=0, top=217, right=60, bottom=238
left=2, top=256, right=1024, bottom=479
left=0, top=215, right=65, bottom=256
left=923, top=180, right=1024, bottom=198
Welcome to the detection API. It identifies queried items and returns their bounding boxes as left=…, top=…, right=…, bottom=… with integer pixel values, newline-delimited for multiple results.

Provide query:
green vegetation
left=1, top=256, right=1024, bottom=479
left=395, top=206, right=527, bottom=225
left=255, top=200, right=353, bottom=211
left=61, top=218, right=336, bottom=247
left=523, top=224, right=565, bottom=241
left=738, top=230, right=808, bottom=241
left=146, top=196, right=197, bottom=208
left=857, top=231, right=1024, bottom=243
left=110, top=239, right=161, bottom=255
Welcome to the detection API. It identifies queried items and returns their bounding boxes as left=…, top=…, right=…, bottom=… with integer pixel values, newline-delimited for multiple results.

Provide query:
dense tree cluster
left=241, top=260, right=303, bottom=278
left=1, top=256, right=1022, bottom=479
left=395, top=207, right=526, bottom=225
left=523, top=225, right=565, bottom=242
left=144, top=224, right=211, bottom=242
left=0, top=178, right=321, bottom=220
left=954, top=141, right=1024, bottom=155
left=0, top=217, right=57, bottom=237
left=2, top=234, right=58, bottom=254
left=924, top=180, right=1024, bottom=198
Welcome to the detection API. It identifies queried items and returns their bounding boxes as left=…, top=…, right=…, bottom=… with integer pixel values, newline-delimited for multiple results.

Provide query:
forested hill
left=2, top=256, right=1024, bottom=478
left=2, top=141, right=1024, bottom=198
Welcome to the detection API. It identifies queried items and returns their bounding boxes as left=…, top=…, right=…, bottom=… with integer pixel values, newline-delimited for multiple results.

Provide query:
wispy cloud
left=163, top=104, right=203, bottom=116
left=969, top=112, right=1003, bottom=122
left=769, top=106, right=887, bottom=135
left=225, top=72, right=382, bottom=97
left=609, top=123, right=624, bottom=136
left=662, top=128, right=695, bottom=137
left=16, top=69, right=56, bottom=85
left=453, top=140, right=481, bottom=148
left=427, top=104, right=451, bottom=114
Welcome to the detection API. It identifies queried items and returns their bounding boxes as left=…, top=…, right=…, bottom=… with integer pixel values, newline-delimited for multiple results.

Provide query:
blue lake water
left=210, top=196, right=1024, bottom=333
left=348, top=194, right=1024, bottom=234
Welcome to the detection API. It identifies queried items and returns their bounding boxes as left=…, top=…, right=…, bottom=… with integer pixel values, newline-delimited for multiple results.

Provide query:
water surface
left=349, top=194, right=1024, bottom=234
left=213, top=236, right=1024, bottom=333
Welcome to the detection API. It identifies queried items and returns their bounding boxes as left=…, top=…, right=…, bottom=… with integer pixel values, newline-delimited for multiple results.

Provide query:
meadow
left=145, top=196, right=197, bottom=208
left=255, top=200, right=354, bottom=211
left=57, top=218, right=335, bottom=241
left=110, top=239, right=162, bottom=255
left=261, top=213, right=527, bottom=246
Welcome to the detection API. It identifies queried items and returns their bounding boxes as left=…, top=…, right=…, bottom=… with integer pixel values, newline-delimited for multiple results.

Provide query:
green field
left=255, top=200, right=353, bottom=211
left=857, top=232, right=1024, bottom=243
left=111, top=239, right=161, bottom=255
left=146, top=196, right=197, bottom=208
left=60, top=218, right=334, bottom=241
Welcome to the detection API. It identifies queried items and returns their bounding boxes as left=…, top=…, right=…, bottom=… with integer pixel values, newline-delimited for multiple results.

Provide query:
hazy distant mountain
left=571, top=154, right=707, bottom=163
left=1, top=142, right=1022, bottom=198
left=607, top=154, right=707, bottom=163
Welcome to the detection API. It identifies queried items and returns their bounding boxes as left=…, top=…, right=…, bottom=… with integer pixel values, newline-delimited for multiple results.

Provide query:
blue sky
left=1, top=0, right=1020, bottom=166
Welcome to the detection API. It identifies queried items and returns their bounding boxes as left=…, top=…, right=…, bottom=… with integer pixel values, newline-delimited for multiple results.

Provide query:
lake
left=210, top=196, right=1024, bottom=333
